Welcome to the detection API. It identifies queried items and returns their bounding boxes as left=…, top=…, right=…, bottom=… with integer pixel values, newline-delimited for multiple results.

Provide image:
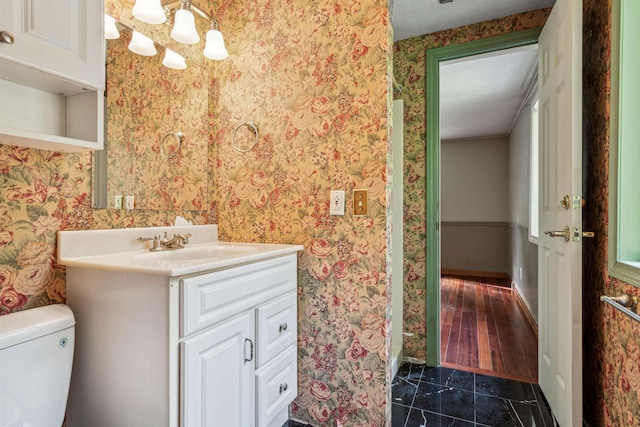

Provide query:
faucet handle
left=137, top=234, right=160, bottom=242
left=137, top=234, right=162, bottom=250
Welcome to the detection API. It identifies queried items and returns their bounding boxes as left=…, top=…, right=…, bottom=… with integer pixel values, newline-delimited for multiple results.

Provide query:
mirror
left=93, top=25, right=210, bottom=210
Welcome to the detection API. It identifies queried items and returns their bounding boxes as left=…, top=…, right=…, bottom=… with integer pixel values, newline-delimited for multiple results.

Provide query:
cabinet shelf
left=0, top=79, right=103, bottom=152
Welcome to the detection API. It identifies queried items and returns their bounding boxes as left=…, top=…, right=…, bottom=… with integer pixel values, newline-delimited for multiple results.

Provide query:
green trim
left=609, top=0, right=640, bottom=287
left=424, top=28, right=542, bottom=367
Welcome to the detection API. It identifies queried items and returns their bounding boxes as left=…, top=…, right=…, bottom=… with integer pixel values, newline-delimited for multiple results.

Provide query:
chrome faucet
left=137, top=232, right=192, bottom=251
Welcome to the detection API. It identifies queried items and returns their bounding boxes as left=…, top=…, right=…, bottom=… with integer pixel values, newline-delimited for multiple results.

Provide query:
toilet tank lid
left=0, top=304, right=75, bottom=350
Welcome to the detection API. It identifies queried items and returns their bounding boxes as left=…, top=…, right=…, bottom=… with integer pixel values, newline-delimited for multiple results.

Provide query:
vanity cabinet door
left=0, top=0, right=104, bottom=90
left=181, top=313, right=255, bottom=427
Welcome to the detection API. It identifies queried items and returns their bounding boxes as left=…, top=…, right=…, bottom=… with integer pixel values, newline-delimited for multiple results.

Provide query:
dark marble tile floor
left=392, top=362, right=558, bottom=427
left=285, top=362, right=558, bottom=426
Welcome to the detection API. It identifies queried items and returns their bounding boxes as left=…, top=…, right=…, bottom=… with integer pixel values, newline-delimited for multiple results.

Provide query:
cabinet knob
left=279, top=383, right=288, bottom=393
left=0, top=31, right=15, bottom=45
left=279, top=323, right=288, bottom=333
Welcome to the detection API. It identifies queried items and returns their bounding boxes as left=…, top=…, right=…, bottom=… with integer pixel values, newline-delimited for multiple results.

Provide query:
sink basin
left=135, top=244, right=258, bottom=261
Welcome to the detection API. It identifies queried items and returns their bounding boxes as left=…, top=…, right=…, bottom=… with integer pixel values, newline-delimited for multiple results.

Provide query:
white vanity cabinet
left=66, top=253, right=298, bottom=427
left=0, top=0, right=104, bottom=151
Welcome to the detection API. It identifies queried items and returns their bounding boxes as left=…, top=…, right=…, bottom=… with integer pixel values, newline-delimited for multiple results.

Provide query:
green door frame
left=424, top=28, right=543, bottom=367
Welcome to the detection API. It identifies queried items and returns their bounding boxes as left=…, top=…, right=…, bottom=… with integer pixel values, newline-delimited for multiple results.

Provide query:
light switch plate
left=330, top=190, right=345, bottom=215
left=353, top=189, right=368, bottom=216
left=125, top=195, right=134, bottom=211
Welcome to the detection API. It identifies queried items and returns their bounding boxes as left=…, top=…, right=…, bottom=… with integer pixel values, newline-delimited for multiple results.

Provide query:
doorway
left=424, top=29, right=543, bottom=372
left=437, top=44, right=540, bottom=382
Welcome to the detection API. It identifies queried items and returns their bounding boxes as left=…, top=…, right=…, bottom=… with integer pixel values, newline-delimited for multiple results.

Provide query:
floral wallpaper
left=393, top=9, right=551, bottom=362
left=1, top=0, right=393, bottom=426
left=582, top=0, right=640, bottom=425
left=105, top=30, right=209, bottom=211
left=212, top=2, right=392, bottom=425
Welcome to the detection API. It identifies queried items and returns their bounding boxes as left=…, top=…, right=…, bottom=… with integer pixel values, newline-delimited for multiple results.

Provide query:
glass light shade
left=203, top=29, right=228, bottom=60
left=128, top=31, right=157, bottom=56
left=162, top=49, right=187, bottom=70
left=170, top=9, right=200, bottom=44
left=132, top=0, right=166, bottom=25
left=104, top=14, right=120, bottom=39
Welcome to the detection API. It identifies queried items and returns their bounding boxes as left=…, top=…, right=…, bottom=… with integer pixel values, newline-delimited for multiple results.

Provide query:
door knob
left=545, top=226, right=571, bottom=242
left=0, top=31, right=14, bottom=44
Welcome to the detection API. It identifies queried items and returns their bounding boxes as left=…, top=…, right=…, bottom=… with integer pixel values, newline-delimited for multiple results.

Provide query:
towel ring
left=232, top=122, right=259, bottom=153
left=160, top=132, right=184, bottom=159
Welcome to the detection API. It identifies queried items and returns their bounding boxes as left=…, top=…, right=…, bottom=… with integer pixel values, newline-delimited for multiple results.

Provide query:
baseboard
left=441, top=269, right=511, bottom=288
left=513, top=284, right=538, bottom=339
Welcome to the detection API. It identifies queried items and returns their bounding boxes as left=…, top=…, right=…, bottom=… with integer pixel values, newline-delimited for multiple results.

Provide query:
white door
left=537, top=0, right=583, bottom=425
left=181, top=312, right=255, bottom=427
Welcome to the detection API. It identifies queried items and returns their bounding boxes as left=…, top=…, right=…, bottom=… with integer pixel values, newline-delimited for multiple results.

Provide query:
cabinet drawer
left=256, top=292, right=297, bottom=367
left=181, top=255, right=297, bottom=337
left=255, top=345, right=297, bottom=427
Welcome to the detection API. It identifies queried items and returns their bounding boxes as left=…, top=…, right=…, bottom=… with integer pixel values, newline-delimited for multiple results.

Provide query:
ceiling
left=392, top=0, right=554, bottom=141
left=439, top=45, right=538, bottom=140
left=392, top=0, right=555, bottom=42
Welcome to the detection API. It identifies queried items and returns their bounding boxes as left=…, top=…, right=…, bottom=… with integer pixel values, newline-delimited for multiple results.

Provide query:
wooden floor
left=440, top=275, right=538, bottom=383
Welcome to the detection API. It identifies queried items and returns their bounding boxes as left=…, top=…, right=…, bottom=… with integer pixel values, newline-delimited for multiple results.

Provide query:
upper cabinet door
left=0, top=0, right=104, bottom=91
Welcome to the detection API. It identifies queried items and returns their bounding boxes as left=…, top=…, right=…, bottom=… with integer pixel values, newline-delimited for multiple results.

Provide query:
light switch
left=330, top=190, right=345, bottom=215
left=125, top=195, right=134, bottom=211
left=353, top=189, right=368, bottom=216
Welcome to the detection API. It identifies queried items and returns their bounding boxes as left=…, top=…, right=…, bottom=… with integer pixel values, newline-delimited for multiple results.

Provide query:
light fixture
left=106, top=0, right=229, bottom=64
left=128, top=30, right=157, bottom=56
left=104, top=14, right=120, bottom=39
left=203, top=19, right=228, bottom=60
left=162, top=48, right=187, bottom=70
left=132, top=0, right=166, bottom=25
left=170, top=0, right=200, bottom=45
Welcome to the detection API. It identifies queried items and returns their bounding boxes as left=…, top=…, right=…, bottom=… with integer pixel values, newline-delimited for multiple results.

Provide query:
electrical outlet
left=353, top=189, right=368, bottom=216
left=114, top=195, right=123, bottom=210
left=125, top=195, right=134, bottom=211
left=330, top=190, right=345, bottom=215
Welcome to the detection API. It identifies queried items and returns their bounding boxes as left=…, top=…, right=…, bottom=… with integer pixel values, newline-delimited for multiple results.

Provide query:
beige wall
left=440, top=137, right=509, bottom=273
left=441, top=137, right=509, bottom=222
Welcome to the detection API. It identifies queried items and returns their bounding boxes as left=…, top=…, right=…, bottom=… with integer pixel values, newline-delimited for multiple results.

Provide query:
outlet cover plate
left=330, top=190, right=345, bottom=215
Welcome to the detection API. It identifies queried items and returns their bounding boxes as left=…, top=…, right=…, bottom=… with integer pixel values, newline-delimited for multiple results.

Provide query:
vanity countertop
left=57, top=224, right=303, bottom=277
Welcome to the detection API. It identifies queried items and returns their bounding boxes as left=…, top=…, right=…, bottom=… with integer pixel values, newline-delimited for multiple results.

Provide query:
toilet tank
left=0, top=304, right=75, bottom=427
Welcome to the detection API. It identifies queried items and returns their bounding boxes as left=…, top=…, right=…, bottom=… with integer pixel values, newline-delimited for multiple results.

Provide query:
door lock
left=544, top=226, right=595, bottom=242
left=571, top=227, right=595, bottom=242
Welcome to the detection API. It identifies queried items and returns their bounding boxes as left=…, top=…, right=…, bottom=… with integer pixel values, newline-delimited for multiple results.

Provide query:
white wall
left=508, top=103, right=539, bottom=323
left=441, top=137, right=509, bottom=222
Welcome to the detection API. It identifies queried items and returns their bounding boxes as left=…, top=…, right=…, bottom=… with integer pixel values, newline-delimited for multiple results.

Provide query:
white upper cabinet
left=0, top=0, right=104, bottom=93
left=0, top=0, right=104, bottom=152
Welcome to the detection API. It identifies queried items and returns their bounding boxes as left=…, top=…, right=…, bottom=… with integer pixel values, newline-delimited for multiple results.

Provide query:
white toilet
left=0, top=304, right=75, bottom=427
